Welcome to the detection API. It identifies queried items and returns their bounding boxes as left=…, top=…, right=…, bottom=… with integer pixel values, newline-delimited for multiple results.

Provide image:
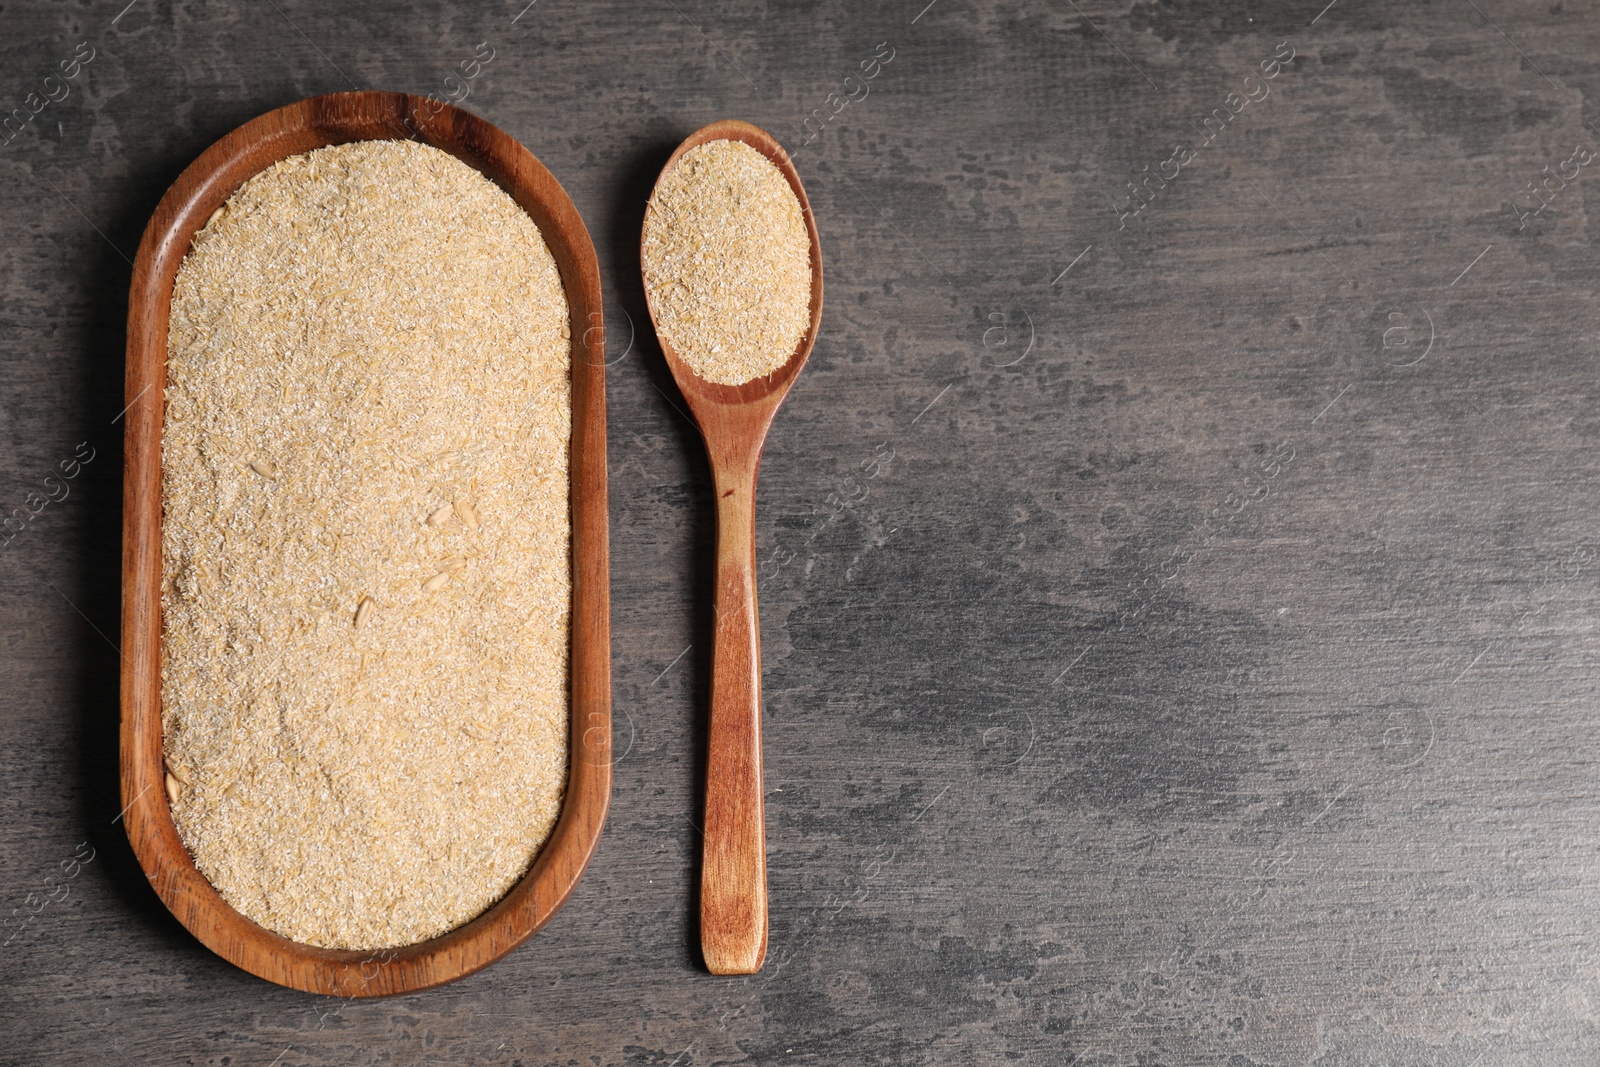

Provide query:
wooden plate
left=120, top=91, right=611, bottom=996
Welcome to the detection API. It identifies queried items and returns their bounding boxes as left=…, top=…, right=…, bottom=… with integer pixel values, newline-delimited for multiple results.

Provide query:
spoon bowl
left=648, top=120, right=824, bottom=418
left=642, top=119, right=823, bottom=975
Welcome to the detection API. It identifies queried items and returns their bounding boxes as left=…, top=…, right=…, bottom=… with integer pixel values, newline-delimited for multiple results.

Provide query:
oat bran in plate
left=161, top=138, right=571, bottom=951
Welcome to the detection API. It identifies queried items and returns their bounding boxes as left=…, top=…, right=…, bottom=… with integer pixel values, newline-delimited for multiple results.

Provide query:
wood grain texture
left=120, top=91, right=611, bottom=996
left=7, top=0, right=1600, bottom=1063
left=643, top=120, right=825, bottom=975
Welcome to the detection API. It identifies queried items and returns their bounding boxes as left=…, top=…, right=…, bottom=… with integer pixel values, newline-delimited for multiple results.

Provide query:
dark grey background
left=4, top=0, right=1598, bottom=1063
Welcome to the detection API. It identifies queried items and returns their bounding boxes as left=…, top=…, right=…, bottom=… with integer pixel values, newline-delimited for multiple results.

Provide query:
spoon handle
left=701, top=455, right=769, bottom=975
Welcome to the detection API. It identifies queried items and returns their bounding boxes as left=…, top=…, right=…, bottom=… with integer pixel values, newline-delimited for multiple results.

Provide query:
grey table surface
left=4, top=0, right=1599, bottom=1063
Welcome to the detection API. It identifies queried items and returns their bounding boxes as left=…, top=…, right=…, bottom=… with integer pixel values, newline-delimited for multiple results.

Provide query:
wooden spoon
left=641, top=120, right=824, bottom=975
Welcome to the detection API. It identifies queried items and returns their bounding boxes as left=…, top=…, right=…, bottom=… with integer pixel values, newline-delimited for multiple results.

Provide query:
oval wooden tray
left=120, top=92, right=611, bottom=996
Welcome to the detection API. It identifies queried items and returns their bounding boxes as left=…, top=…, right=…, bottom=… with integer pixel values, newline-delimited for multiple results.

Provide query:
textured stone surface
left=4, top=1, right=1600, bottom=1063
